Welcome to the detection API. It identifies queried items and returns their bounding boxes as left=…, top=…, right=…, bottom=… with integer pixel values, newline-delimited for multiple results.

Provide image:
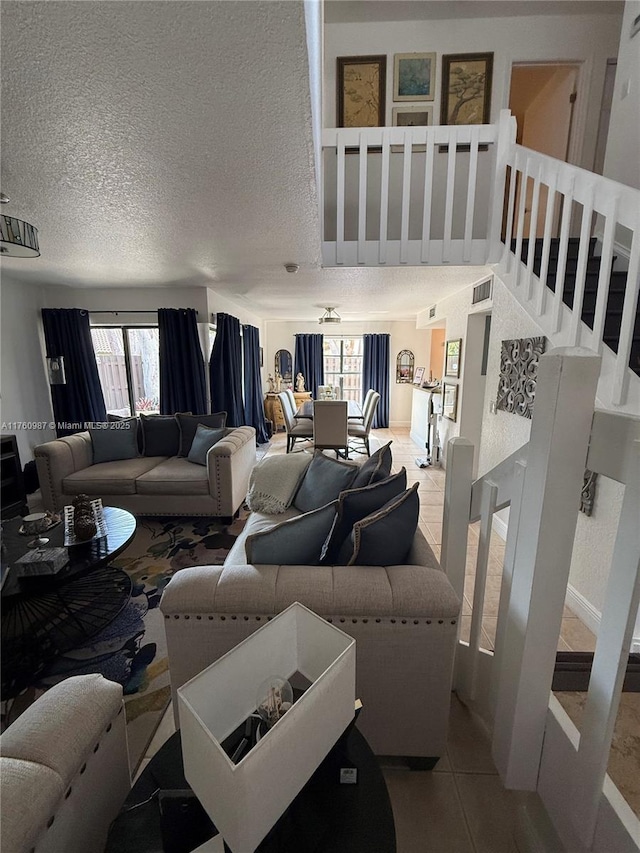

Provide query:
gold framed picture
left=393, top=53, right=436, bottom=102
left=440, top=52, right=493, bottom=126
left=337, top=55, right=386, bottom=128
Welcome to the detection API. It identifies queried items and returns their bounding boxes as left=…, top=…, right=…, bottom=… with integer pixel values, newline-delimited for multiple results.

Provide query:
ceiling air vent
left=428, top=305, right=436, bottom=319
left=472, top=279, right=492, bottom=305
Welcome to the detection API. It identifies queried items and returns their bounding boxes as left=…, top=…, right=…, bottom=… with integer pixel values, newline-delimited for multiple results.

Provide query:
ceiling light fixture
left=0, top=193, right=40, bottom=258
left=318, top=307, right=341, bottom=325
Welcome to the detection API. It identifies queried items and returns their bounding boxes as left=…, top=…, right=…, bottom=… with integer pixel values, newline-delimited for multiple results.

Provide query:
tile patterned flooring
left=139, top=426, right=608, bottom=851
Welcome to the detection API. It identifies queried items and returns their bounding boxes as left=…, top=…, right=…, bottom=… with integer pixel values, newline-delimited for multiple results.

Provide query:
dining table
left=295, top=400, right=363, bottom=419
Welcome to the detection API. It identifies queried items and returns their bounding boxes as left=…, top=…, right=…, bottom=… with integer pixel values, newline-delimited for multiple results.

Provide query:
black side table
left=107, top=723, right=396, bottom=853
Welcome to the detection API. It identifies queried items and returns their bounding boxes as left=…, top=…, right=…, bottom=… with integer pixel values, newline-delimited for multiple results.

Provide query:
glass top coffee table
left=107, top=721, right=396, bottom=853
left=1, top=506, right=136, bottom=699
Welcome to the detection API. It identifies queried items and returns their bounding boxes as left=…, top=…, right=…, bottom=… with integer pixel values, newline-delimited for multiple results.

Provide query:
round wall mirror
left=396, top=350, right=415, bottom=383
left=275, top=349, right=293, bottom=385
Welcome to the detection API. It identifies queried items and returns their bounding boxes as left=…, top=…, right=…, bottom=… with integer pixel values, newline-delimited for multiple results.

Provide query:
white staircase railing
left=322, top=110, right=640, bottom=409
left=441, top=347, right=640, bottom=852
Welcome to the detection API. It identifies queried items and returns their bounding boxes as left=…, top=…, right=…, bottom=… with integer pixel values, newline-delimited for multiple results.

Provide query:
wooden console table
left=264, top=391, right=312, bottom=431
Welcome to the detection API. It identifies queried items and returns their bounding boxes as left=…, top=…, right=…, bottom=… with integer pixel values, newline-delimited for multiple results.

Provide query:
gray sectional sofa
left=35, top=426, right=257, bottom=518
left=160, top=451, right=461, bottom=762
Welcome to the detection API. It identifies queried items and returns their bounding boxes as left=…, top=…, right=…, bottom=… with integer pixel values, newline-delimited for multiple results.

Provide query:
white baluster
left=357, top=132, right=368, bottom=264
left=336, top=137, right=346, bottom=265
left=379, top=130, right=390, bottom=264
left=612, top=230, right=640, bottom=406
left=463, top=126, right=480, bottom=263
left=552, top=174, right=576, bottom=333
left=568, top=183, right=595, bottom=345
left=443, top=129, right=457, bottom=263
left=537, top=168, right=558, bottom=317
left=421, top=130, right=435, bottom=263
left=592, top=194, right=619, bottom=353
left=400, top=128, right=412, bottom=264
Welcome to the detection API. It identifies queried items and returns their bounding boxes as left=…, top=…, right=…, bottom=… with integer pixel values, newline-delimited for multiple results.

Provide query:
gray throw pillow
left=176, top=412, right=227, bottom=456
left=351, top=441, right=393, bottom=489
left=90, top=418, right=140, bottom=463
left=107, top=413, right=143, bottom=453
left=337, top=483, right=420, bottom=566
left=293, top=452, right=358, bottom=514
left=245, top=501, right=338, bottom=566
left=320, top=468, right=408, bottom=564
left=187, top=424, right=226, bottom=466
left=140, top=413, right=182, bottom=457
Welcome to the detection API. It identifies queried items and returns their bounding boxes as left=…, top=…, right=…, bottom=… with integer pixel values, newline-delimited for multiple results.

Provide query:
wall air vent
left=429, top=305, right=436, bottom=319
left=472, top=279, right=492, bottom=305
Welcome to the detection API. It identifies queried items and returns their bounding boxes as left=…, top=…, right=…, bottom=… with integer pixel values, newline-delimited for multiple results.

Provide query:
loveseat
left=0, top=674, right=130, bottom=853
left=35, top=425, right=256, bottom=519
left=160, top=448, right=461, bottom=762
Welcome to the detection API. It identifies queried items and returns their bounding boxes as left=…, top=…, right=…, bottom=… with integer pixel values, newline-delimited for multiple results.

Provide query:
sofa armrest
left=0, top=673, right=124, bottom=784
left=35, top=432, right=93, bottom=511
left=206, top=426, right=256, bottom=516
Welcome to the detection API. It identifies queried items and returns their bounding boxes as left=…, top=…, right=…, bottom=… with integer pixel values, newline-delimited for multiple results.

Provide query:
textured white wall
left=604, top=0, right=640, bottom=190
left=0, top=278, right=55, bottom=462
left=264, top=319, right=429, bottom=425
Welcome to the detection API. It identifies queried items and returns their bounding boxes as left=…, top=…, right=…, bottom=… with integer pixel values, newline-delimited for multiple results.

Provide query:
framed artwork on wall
left=337, top=55, right=386, bottom=128
left=392, top=105, right=433, bottom=126
left=440, top=52, right=493, bottom=126
left=444, top=338, right=462, bottom=378
left=442, top=383, right=458, bottom=421
left=393, top=53, right=436, bottom=101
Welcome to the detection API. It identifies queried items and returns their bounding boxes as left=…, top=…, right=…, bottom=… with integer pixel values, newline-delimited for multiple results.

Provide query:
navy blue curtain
left=294, top=334, right=324, bottom=399
left=242, top=325, right=270, bottom=443
left=158, top=308, right=207, bottom=415
left=210, top=313, right=244, bottom=426
left=41, top=308, right=107, bottom=436
left=363, top=334, right=390, bottom=428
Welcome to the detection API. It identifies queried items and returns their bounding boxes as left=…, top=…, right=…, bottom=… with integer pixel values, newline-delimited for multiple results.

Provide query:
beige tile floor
left=140, top=427, right=599, bottom=850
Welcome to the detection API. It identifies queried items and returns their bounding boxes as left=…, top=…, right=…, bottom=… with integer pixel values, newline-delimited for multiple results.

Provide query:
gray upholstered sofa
left=160, top=496, right=461, bottom=762
left=34, top=426, right=256, bottom=518
left=0, top=674, right=130, bottom=853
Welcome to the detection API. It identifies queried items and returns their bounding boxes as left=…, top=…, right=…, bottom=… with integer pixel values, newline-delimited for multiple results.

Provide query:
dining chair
left=285, top=388, right=297, bottom=414
left=348, top=391, right=380, bottom=456
left=278, top=392, right=313, bottom=453
left=349, top=388, right=375, bottom=422
left=312, top=400, right=349, bottom=458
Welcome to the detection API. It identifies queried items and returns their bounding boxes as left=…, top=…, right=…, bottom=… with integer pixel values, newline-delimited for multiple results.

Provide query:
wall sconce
left=47, top=356, right=66, bottom=385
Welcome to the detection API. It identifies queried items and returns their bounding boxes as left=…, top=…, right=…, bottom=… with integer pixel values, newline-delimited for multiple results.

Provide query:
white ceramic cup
left=22, top=512, right=49, bottom=534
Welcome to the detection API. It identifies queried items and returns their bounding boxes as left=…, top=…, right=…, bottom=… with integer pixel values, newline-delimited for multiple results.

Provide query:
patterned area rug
left=3, top=514, right=246, bottom=773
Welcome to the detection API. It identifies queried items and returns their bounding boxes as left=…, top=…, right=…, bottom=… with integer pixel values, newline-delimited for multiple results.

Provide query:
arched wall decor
left=396, top=350, right=415, bottom=383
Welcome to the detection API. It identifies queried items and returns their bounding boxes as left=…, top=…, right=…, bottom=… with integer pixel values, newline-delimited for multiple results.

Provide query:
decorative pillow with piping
left=89, top=418, right=140, bottom=463
left=107, top=413, right=143, bottom=453
left=140, top=413, right=183, bottom=457
left=187, top=424, right=227, bottom=466
left=292, top=452, right=359, bottom=514
left=246, top=452, right=313, bottom=514
left=336, top=483, right=420, bottom=566
left=320, top=468, right=408, bottom=564
left=245, top=501, right=338, bottom=566
left=350, top=441, right=393, bottom=489
left=176, top=412, right=227, bottom=456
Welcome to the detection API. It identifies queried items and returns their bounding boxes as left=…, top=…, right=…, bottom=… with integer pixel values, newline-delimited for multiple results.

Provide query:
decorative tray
left=63, top=499, right=108, bottom=546
left=18, top=513, right=62, bottom=536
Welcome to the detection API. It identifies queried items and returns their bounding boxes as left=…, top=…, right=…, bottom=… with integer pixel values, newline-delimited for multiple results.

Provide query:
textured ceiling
left=325, top=1, right=623, bottom=24
left=1, top=0, right=488, bottom=321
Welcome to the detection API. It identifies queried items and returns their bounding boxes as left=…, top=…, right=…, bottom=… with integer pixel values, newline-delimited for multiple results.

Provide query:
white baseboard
left=565, top=585, right=601, bottom=637
left=390, top=420, right=411, bottom=428
left=491, top=515, right=508, bottom=541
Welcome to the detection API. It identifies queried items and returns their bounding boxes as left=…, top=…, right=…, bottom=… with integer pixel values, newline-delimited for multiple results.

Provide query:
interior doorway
left=509, top=62, right=581, bottom=237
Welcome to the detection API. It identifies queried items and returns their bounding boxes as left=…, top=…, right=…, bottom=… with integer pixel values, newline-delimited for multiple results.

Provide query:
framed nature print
left=445, top=338, right=462, bottom=378
left=337, top=55, right=386, bottom=128
left=443, top=383, right=459, bottom=421
left=394, top=53, right=436, bottom=101
left=440, top=52, right=493, bottom=125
